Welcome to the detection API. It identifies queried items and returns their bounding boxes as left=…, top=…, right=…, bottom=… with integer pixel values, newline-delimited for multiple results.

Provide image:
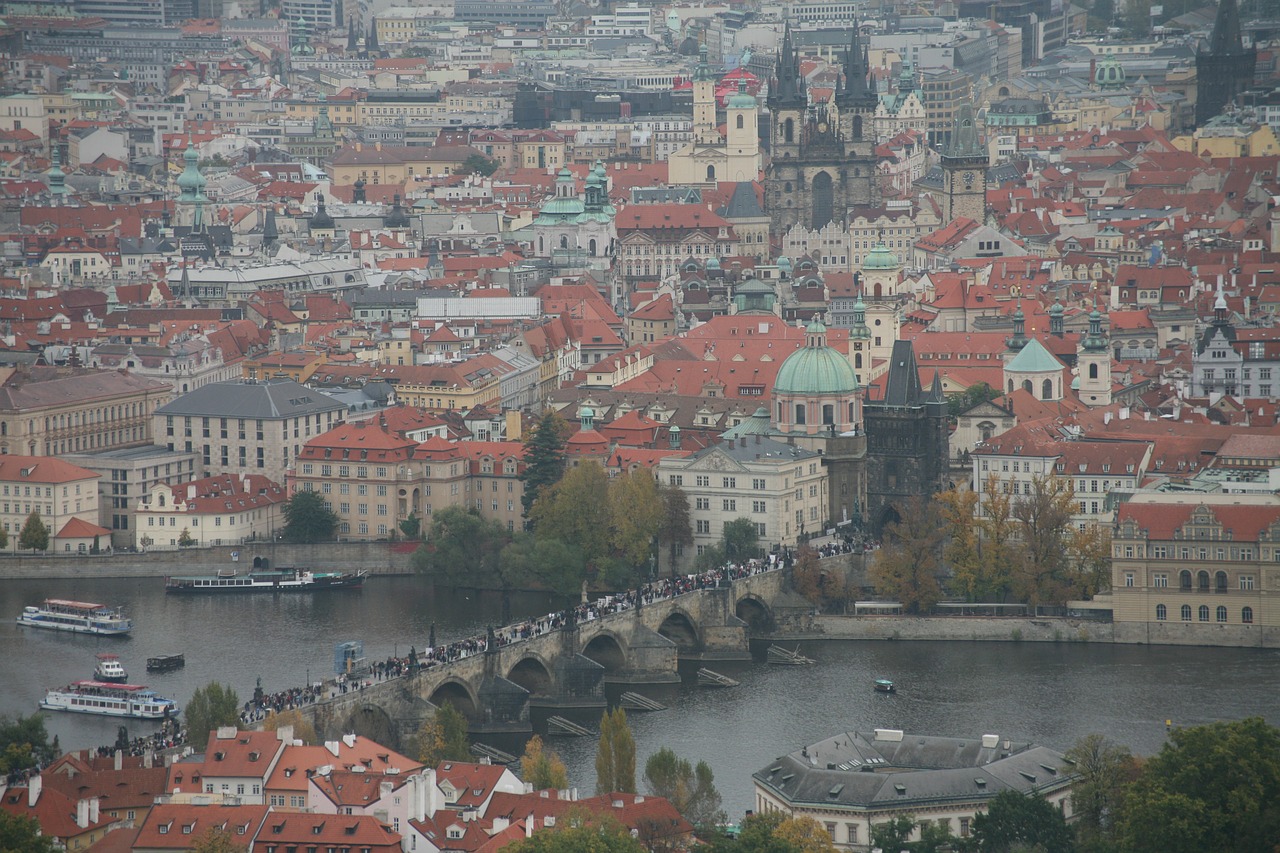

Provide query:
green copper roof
left=775, top=325, right=858, bottom=396
left=863, top=242, right=899, bottom=270
left=1005, top=338, right=1063, bottom=374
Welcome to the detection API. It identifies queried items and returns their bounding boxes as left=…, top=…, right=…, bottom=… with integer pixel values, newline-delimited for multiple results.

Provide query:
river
left=4, top=574, right=1279, bottom=816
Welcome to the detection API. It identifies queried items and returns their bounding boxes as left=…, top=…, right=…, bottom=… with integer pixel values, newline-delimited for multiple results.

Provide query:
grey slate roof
left=718, top=181, right=766, bottom=219
left=689, top=434, right=818, bottom=464
left=155, top=378, right=345, bottom=420
left=874, top=341, right=924, bottom=408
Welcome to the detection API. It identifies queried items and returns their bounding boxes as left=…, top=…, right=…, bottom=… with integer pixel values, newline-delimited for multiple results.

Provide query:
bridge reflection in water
left=304, top=562, right=807, bottom=749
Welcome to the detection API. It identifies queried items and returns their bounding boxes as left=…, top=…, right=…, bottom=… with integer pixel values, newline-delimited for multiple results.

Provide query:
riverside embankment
left=799, top=614, right=1114, bottom=643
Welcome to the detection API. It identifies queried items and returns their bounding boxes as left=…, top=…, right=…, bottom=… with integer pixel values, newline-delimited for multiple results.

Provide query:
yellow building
left=328, top=143, right=481, bottom=184
left=377, top=362, right=503, bottom=411
left=1173, top=123, right=1280, bottom=159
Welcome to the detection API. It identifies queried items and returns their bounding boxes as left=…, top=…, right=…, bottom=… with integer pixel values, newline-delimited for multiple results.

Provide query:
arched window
left=783, top=117, right=794, bottom=143
left=1089, top=363, right=1098, bottom=379
left=794, top=403, right=806, bottom=425
left=1197, top=571, right=1209, bottom=591
left=1243, top=607, right=1254, bottom=624
left=855, top=353, right=862, bottom=368
left=1215, top=571, right=1227, bottom=592
left=1198, top=605, right=1209, bottom=622
left=1216, top=605, right=1227, bottom=623
left=736, top=115, right=744, bottom=129
left=1042, top=379, right=1053, bottom=400
left=1179, top=570, right=1192, bottom=590
left=1008, top=379, right=1015, bottom=393
left=822, top=404, right=834, bottom=425
left=1022, top=380, right=1033, bottom=394
left=538, top=236, right=544, bottom=254
left=853, top=115, right=863, bottom=138
left=1155, top=604, right=1167, bottom=621
left=706, top=165, right=716, bottom=181
left=588, top=238, right=597, bottom=256
left=1180, top=604, right=1192, bottom=621
left=849, top=402, right=856, bottom=421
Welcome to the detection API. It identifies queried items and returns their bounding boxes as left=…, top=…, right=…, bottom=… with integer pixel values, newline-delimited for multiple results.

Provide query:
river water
left=4, top=574, right=1279, bottom=816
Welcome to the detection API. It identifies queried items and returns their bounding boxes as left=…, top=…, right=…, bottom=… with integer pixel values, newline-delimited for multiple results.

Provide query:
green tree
left=869, top=496, right=946, bottom=613
left=947, top=381, right=999, bottom=420
left=0, top=811, right=58, bottom=853
left=971, top=789, right=1074, bottom=853
left=703, top=812, right=793, bottom=853
left=1064, top=734, right=1133, bottom=844
left=869, top=815, right=915, bottom=852
left=499, top=532, right=585, bottom=603
left=18, top=511, right=48, bottom=551
left=178, top=527, right=195, bottom=547
left=530, top=461, right=612, bottom=570
left=281, top=490, right=338, bottom=543
left=504, top=810, right=646, bottom=853
left=0, top=523, right=7, bottom=549
left=656, top=483, right=693, bottom=577
left=520, top=411, right=569, bottom=519
left=184, top=683, right=241, bottom=751
left=607, top=468, right=664, bottom=581
left=1012, top=475, right=1077, bottom=608
left=722, top=517, right=760, bottom=562
left=398, top=511, right=421, bottom=540
left=414, top=702, right=471, bottom=766
left=644, top=747, right=727, bottom=832
left=694, top=542, right=726, bottom=571
left=415, top=505, right=509, bottom=588
left=462, top=153, right=499, bottom=176
left=1114, top=717, right=1280, bottom=853
left=791, top=546, right=850, bottom=613
left=0, top=714, right=56, bottom=774
left=520, top=735, right=569, bottom=791
left=190, top=826, right=249, bottom=853
left=595, top=707, right=636, bottom=794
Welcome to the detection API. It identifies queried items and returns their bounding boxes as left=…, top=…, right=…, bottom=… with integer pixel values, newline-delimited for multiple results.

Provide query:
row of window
left=1126, top=570, right=1256, bottom=590
left=1155, top=604, right=1254, bottom=623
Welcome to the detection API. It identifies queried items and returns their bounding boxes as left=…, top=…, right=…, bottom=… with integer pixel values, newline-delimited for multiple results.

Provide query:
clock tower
left=940, top=101, right=987, bottom=224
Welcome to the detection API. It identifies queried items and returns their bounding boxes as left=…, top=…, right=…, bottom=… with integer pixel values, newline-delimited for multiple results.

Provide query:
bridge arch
left=581, top=631, right=627, bottom=673
left=428, top=679, right=479, bottom=720
left=342, top=703, right=396, bottom=746
left=735, top=594, right=774, bottom=634
left=506, top=655, right=555, bottom=698
left=657, top=608, right=703, bottom=652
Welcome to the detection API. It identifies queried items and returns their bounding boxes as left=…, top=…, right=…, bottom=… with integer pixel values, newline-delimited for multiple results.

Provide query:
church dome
left=1094, top=55, right=1125, bottom=89
left=727, top=79, right=756, bottom=109
left=774, top=322, right=858, bottom=395
left=863, top=242, right=899, bottom=270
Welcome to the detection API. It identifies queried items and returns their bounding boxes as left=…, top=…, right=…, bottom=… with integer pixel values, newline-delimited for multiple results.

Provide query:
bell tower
left=1077, top=293, right=1113, bottom=407
left=940, top=102, right=987, bottom=224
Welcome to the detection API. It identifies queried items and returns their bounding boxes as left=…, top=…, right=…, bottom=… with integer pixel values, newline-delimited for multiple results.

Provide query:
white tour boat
left=93, top=653, right=128, bottom=683
left=17, top=599, right=133, bottom=636
left=40, top=681, right=178, bottom=720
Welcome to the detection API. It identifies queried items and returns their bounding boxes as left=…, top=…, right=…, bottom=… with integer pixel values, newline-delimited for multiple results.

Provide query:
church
left=667, top=47, right=762, bottom=186
left=764, top=25, right=880, bottom=236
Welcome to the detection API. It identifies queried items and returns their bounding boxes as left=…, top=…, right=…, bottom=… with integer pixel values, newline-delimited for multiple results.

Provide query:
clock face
left=963, top=171, right=976, bottom=185
left=818, top=121, right=828, bottom=133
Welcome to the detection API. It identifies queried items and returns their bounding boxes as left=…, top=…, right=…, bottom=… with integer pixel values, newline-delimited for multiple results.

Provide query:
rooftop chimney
left=27, top=776, right=41, bottom=808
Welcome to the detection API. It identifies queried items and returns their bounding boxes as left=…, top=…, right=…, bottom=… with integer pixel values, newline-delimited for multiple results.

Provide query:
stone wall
left=808, top=615, right=1115, bottom=643
left=1113, top=620, right=1280, bottom=648
left=0, top=542, right=418, bottom=579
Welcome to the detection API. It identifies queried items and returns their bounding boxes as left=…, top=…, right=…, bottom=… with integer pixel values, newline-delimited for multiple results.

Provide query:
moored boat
left=146, top=654, right=185, bottom=672
left=874, top=678, right=896, bottom=693
left=17, top=599, right=132, bottom=636
left=40, top=681, right=178, bottom=720
left=164, top=568, right=367, bottom=594
left=94, top=653, right=128, bottom=683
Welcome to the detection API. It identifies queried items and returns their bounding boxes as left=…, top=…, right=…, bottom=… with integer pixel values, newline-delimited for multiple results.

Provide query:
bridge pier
left=603, top=622, right=681, bottom=687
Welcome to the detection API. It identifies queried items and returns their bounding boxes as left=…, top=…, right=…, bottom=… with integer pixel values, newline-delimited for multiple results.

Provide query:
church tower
left=692, top=45, right=718, bottom=145
left=725, top=79, right=760, bottom=175
left=1076, top=300, right=1113, bottom=407
left=940, top=102, right=987, bottom=224
left=1195, top=0, right=1256, bottom=126
left=860, top=242, right=903, bottom=368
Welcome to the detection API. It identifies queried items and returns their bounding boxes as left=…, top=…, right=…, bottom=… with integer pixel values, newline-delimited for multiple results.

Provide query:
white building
left=134, top=473, right=287, bottom=549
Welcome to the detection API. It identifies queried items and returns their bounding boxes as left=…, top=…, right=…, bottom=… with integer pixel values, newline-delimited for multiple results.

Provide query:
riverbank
left=0, top=541, right=418, bottom=579
left=796, top=614, right=1115, bottom=643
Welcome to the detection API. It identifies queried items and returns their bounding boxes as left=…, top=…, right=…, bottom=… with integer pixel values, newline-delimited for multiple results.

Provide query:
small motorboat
left=146, top=654, right=185, bottom=672
left=874, top=678, right=896, bottom=694
left=94, top=653, right=128, bottom=684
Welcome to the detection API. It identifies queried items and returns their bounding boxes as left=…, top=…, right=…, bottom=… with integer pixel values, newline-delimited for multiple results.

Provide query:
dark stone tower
left=940, top=101, right=987, bottom=224
left=863, top=342, right=950, bottom=533
left=1196, top=0, right=1255, bottom=126
left=765, top=24, right=878, bottom=236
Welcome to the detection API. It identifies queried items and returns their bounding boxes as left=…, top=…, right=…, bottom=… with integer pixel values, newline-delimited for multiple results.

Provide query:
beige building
left=154, top=379, right=345, bottom=485
left=135, top=473, right=286, bottom=549
left=1112, top=493, right=1280, bottom=647
left=0, top=455, right=104, bottom=552
left=328, top=144, right=482, bottom=185
left=657, top=435, right=827, bottom=563
left=0, top=368, right=171, bottom=458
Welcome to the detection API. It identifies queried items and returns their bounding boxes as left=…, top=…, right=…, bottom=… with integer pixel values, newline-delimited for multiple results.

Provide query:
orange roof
left=56, top=517, right=112, bottom=538
left=298, top=421, right=418, bottom=460
left=133, top=804, right=268, bottom=850
left=0, top=455, right=99, bottom=485
left=1118, top=500, right=1280, bottom=541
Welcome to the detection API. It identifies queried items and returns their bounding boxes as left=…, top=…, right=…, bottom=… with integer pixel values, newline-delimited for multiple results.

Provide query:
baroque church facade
left=765, top=26, right=880, bottom=236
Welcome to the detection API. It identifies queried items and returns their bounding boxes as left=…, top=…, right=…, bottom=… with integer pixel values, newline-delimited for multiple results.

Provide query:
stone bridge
left=304, top=566, right=814, bottom=749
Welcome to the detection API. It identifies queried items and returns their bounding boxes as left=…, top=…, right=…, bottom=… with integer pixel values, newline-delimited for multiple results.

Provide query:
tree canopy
left=869, top=496, right=946, bottom=613
left=18, top=512, right=48, bottom=552
left=595, top=707, right=636, bottom=795
left=520, top=735, right=569, bottom=791
left=184, top=683, right=241, bottom=751
left=0, top=714, right=56, bottom=775
left=189, top=826, right=249, bottom=853
left=414, top=702, right=472, bottom=766
left=261, top=708, right=318, bottom=745
left=656, top=483, right=693, bottom=578
left=504, top=810, right=646, bottom=853
left=644, top=747, right=726, bottom=833
left=281, top=490, right=338, bottom=543
left=0, top=811, right=59, bottom=853
left=520, top=412, right=569, bottom=519
left=970, top=789, right=1074, bottom=853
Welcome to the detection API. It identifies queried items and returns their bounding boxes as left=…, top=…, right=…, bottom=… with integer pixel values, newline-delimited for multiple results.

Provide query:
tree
left=869, top=814, right=915, bottom=852
left=18, top=511, right=48, bottom=551
left=520, top=411, right=569, bottom=519
left=0, top=811, right=58, bottom=853
left=530, top=461, right=612, bottom=570
left=1064, top=734, right=1133, bottom=842
left=1069, top=525, right=1112, bottom=600
left=791, top=547, right=850, bottom=613
left=970, top=789, right=1074, bottom=853
left=947, top=381, right=1000, bottom=420
left=416, top=506, right=509, bottom=587
left=595, top=707, right=636, bottom=794
left=281, top=490, right=338, bottom=543
left=703, top=812, right=795, bottom=853
left=190, top=826, right=249, bottom=853
left=0, top=523, right=7, bottom=549
left=521, top=735, right=569, bottom=791
left=644, top=747, right=727, bottom=832
left=414, top=702, right=471, bottom=766
left=178, top=527, right=196, bottom=548
left=462, top=153, right=499, bottom=176
left=398, top=512, right=421, bottom=540
left=184, top=683, right=241, bottom=751
left=722, top=517, right=759, bottom=562
left=1114, top=717, right=1280, bottom=853
left=869, top=496, right=946, bottom=613
left=261, top=708, right=318, bottom=745
left=771, top=816, right=839, bottom=853
left=0, top=714, right=56, bottom=775
left=656, top=483, right=693, bottom=578
left=504, top=810, right=646, bottom=853
left=500, top=532, right=585, bottom=603
left=974, top=474, right=1019, bottom=602
left=607, top=469, right=664, bottom=579
left=1011, top=475, right=1077, bottom=608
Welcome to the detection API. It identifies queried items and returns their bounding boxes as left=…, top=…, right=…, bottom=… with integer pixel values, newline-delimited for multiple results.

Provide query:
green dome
left=728, top=80, right=755, bottom=109
left=863, top=242, right=899, bottom=270
left=1048, top=300, right=1064, bottom=316
left=538, top=196, right=585, bottom=216
left=775, top=325, right=858, bottom=396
